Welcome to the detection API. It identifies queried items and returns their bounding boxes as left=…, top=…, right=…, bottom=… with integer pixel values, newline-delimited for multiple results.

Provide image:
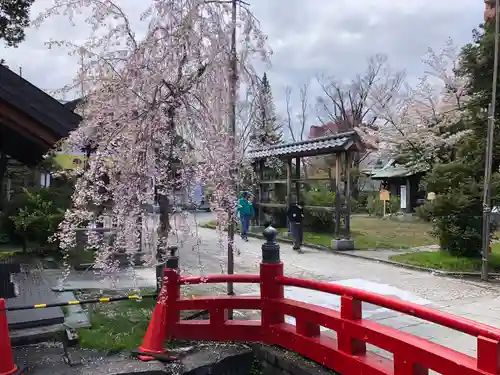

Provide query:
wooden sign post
left=380, top=189, right=390, bottom=217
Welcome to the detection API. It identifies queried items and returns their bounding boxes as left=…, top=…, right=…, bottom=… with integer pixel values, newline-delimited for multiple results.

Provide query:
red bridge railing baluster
left=477, top=336, right=500, bottom=374
left=210, top=305, right=228, bottom=330
left=295, top=318, right=320, bottom=338
left=133, top=226, right=500, bottom=375
left=165, top=266, right=180, bottom=340
left=260, top=226, right=284, bottom=344
left=339, top=295, right=365, bottom=356
left=393, top=358, right=428, bottom=375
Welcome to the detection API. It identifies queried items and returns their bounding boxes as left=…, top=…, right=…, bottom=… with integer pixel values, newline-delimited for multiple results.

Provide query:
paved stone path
left=42, top=212, right=500, bottom=371
left=175, top=214, right=500, bottom=363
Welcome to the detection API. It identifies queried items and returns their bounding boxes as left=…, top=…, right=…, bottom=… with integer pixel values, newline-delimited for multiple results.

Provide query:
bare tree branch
left=282, top=83, right=313, bottom=182
left=315, top=54, right=406, bottom=172
left=299, top=83, right=309, bottom=142
left=316, top=54, right=405, bottom=138
left=284, top=85, right=295, bottom=142
left=284, top=83, right=311, bottom=143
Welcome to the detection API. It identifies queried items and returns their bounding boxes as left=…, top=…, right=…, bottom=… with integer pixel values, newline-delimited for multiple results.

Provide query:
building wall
left=485, top=0, right=495, bottom=21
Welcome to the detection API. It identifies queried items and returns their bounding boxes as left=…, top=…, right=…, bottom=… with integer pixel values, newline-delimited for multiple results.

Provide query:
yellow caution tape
left=5, top=293, right=157, bottom=312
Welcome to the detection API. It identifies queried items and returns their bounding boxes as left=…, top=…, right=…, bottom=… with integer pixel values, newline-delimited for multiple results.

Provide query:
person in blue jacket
left=237, top=191, right=254, bottom=241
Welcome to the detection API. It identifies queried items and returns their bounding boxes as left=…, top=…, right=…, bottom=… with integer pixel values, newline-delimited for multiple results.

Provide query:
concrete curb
left=203, top=225, right=500, bottom=282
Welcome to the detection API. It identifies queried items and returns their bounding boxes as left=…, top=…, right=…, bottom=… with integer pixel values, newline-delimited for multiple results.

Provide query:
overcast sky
left=0, top=0, right=484, bottom=124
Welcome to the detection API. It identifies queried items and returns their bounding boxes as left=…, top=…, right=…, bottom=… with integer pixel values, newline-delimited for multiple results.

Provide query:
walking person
left=237, top=191, right=254, bottom=241
left=287, top=201, right=304, bottom=253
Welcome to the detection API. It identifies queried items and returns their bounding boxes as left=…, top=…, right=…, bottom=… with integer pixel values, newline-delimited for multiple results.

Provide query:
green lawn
left=76, top=289, right=202, bottom=353
left=391, top=244, right=500, bottom=273
left=0, top=249, right=21, bottom=261
left=202, top=216, right=436, bottom=250
left=77, top=294, right=157, bottom=354
left=348, top=216, right=435, bottom=249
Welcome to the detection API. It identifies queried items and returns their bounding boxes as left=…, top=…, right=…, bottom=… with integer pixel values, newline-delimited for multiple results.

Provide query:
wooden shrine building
left=0, top=64, right=81, bottom=338
left=366, top=159, right=428, bottom=213
left=248, top=131, right=365, bottom=250
left=0, top=64, right=81, bottom=166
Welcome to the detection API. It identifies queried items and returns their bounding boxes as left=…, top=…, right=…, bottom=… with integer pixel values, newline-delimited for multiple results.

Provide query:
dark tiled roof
left=0, top=64, right=82, bottom=137
left=63, top=97, right=85, bottom=112
left=370, top=167, right=414, bottom=179
left=308, top=122, right=340, bottom=138
left=248, top=131, right=360, bottom=160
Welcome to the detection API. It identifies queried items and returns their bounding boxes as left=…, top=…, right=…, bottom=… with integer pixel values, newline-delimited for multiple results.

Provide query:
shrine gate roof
left=248, top=131, right=364, bottom=160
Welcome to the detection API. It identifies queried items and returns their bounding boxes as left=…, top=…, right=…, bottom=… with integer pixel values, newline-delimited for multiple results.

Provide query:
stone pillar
left=260, top=226, right=284, bottom=345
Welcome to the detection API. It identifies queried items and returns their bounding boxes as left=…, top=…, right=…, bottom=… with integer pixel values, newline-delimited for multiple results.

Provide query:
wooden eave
left=0, top=65, right=82, bottom=165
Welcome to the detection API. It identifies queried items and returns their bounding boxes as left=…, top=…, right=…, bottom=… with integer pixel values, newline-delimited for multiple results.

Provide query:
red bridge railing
left=143, top=226, right=500, bottom=375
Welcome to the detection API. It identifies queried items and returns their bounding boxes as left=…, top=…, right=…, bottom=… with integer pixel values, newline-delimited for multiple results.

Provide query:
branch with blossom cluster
left=375, top=38, right=471, bottom=171
left=36, top=0, right=269, bottom=278
left=185, top=67, right=265, bottom=264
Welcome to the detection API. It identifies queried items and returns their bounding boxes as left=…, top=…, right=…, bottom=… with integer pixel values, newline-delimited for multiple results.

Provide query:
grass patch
left=203, top=221, right=241, bottom=231
left=76, top=289, right=202, bottom=353
left=77, top=292, right=157, bottom=353
left=349, top=216, right=434, bottom=249
left=0, top=250, right=21, bottom=260
left=202, top=216, right=435, bottom=250
left=202, top=221, right=217, bottom=229
left=391, top=246, right=500, bottom=272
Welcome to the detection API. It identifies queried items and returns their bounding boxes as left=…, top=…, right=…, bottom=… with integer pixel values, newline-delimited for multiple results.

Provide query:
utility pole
left=227, top=0, right=238, bottom=308
left=482, top=0, right=500, bottom=281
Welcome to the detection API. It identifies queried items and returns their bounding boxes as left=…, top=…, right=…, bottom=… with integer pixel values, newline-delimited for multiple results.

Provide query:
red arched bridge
left=2, top=226, right=500, bottom=375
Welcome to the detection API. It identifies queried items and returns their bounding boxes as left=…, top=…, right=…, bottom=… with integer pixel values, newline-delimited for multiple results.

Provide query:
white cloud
left=0, top=0, right=484, bottom=121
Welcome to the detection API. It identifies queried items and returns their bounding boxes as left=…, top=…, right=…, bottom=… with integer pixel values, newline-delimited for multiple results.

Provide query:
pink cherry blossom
left=35, top=0, right=270, bottom=282
left=375, top=39, right=470, bottom=171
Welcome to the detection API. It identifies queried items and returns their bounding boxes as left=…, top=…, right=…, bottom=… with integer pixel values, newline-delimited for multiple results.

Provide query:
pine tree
left=250, top=73, right=282, bottom=149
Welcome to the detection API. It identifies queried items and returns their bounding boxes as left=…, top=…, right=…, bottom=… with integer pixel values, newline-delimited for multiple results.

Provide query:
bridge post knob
left=166, top=245, right=179, bottom=270
left=262, top=226, right=280, bottom=263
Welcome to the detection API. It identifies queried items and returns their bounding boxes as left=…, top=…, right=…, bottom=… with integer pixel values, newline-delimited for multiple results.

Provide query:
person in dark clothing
left=287, top=201, right=304, bottom=252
